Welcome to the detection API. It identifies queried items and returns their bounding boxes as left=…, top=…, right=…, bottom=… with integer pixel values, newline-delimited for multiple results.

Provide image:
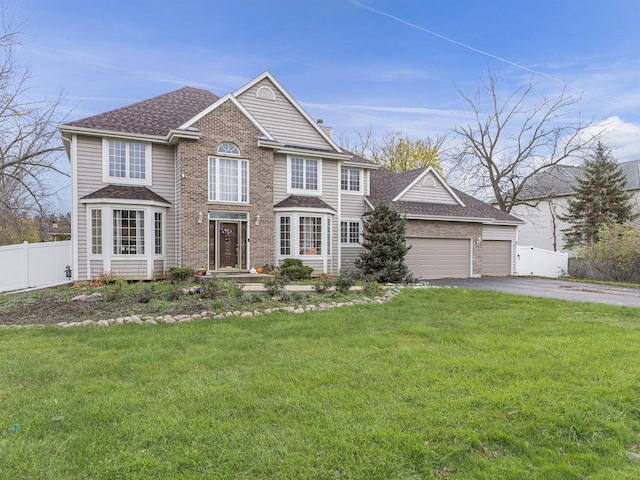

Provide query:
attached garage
left=481, top=240, right=512, bottom=276
left=406, top=237, right=471, bottom=279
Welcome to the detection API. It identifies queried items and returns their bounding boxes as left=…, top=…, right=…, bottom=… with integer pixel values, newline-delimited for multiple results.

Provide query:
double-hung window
left=90, top=209, right=102, bottom=255
left=299, top=217, right=322, bottom=256
left=289, top=157, right=321, bottom=194
left=341, top=168, right=361, bottom=192
left=104, top=140, right=150, bottom=185
left=113, top=209, right=145, bottom=255
left=340, top=220, right=361, bottom=245
left=209, top=157, right=248, bottom=203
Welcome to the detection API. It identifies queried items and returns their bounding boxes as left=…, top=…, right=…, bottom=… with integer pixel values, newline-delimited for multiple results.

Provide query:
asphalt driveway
left=427, top=277, right=640, bottom=308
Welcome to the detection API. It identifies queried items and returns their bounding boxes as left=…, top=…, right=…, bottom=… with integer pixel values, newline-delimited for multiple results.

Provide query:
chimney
left=316, top=118, right=332, bottom=138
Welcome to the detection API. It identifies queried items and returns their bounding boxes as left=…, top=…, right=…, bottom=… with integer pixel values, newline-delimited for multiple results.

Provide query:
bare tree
left=0, top=11, right=67, bottom=215
left=338, top=127, right=375, bottom=158
left=452, top=71, right=596, bottom=213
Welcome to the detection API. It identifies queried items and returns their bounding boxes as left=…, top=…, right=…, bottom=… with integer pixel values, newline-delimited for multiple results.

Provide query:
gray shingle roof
left=368, top=167, right=522, bottom=224
left=64, top=87, right=220, bottom=137
left=274, top=195, right=335, bottom=211
left=519, top=159, right=640, bottom=200
left=81, top=185, right=171, bottom=204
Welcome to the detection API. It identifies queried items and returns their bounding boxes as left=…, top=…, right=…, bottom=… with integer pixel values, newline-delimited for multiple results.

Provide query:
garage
left=481, top=240, right=512, bottom=276
left=406, top=237, right=471, bottom=279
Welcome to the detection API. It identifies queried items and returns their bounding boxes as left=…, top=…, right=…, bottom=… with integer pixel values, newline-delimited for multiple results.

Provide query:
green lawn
left=2, top=288, right=640, bottom=479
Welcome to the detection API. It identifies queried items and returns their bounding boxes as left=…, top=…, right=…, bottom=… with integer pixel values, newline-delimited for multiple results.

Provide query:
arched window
left=217, top=143, right=241, bottom=156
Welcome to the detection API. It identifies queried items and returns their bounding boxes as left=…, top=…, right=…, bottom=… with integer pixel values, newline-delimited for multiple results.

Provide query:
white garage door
left=482, top=240, right=512, bottom=276
left=406, top=238, right=471, bottom=279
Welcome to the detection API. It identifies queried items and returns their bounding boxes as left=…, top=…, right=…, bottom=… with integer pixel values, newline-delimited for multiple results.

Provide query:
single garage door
left=406, top=237, right=471, bottom=279
left=481, top=240, right=512, bottom=276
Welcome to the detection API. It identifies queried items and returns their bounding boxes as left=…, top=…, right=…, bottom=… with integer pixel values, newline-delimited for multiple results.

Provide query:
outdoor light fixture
left=198, top=212, right=203, bottom=224
left=255, top=214, right=261, bottom=226
left=65, top=265, right=72, bottom=280
left=475, top=237, right=482, bottom=247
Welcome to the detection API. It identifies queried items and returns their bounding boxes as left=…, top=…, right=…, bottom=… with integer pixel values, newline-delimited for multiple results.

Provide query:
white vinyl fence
left=0, top=240, right=72, bottom=292
left=516, top=245, right=568, bottom=278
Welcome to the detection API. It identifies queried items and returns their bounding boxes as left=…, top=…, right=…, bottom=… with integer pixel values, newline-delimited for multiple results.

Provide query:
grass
left=1, top=288, right=640, bottom=478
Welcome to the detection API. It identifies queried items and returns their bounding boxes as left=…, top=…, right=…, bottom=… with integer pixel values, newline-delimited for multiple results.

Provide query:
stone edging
left=2, top=290, right=400, bottom=329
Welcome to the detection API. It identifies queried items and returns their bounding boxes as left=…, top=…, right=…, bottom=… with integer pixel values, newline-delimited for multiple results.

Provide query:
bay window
left=113, top=209, right=145, bottom=255
left=299, top=217, right=322, bottom=256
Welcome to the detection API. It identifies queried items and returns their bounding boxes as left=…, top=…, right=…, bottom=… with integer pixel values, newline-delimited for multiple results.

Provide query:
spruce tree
left=355, top=202, right=411, bottom=283
left=561, top=142, right=637, bottom=249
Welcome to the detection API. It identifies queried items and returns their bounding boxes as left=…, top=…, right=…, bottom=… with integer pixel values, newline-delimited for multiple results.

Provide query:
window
left=91, top=209, right=102, bottom=255
left=280, top=217, right=290, bottom=255
left=300, top=217, right=322, bottom=255
left=154, top=212, right=163, bottom=255
left=289, top=157, right=320, bottom=192
left=340, top=221, right=361, bottom=244
left=105, top=140, right=149, bottom=183
left=217, top=143, right=240, bottom=156
left=208, top=157, right=248, bottom=203
left=341, top=168, right=361, bottom=192
left=113, top=209, right=145, bottom=255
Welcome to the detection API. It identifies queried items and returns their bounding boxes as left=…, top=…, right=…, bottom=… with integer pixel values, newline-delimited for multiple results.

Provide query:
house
left=59, top=71, right=522, bottom=282
left=510, top=160, right=640, bottom=254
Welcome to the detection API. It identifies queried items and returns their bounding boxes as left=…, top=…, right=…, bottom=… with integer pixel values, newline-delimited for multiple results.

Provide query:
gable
left=395, top=169, right=461, bottom=205
left=235, top=76, right=337, bottom=151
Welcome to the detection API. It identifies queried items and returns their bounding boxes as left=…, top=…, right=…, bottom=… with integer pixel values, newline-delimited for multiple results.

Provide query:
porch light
left=198, top=212, right=203, bottom=224
left=255, top=214, right=260, bottom=226
left=65, top=265, right=72, bottom=280
left=475, top=237, right=482, bottom=247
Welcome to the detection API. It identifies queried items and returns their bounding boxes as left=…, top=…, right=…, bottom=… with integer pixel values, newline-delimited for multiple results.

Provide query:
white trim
left=178, top=94, right=275, bottom=141
left=392, top=166, right=465, bottom=206
left=233, top=71, right=344, bottom=153
left=274, top=206, right=336, bottom=215
left=286, top=155, right=323, bottom=196
left=70, top=134, right=79, bottom=282
left=276, top=212, right=332, bottom=269
left=81, top=198, right=170, bottom=208
left=341, top=160, right=378, bottom=170
left=257, top=139, right=351, bottom=160
left=340, top=218, right=364, bottom=247
left=101, top=138, right=152, bottom=186
left=340, top=167, right=363, bottom=195
left=207, top=156, right=250, bottom=204
left=256, top=85, right=276, bottom=100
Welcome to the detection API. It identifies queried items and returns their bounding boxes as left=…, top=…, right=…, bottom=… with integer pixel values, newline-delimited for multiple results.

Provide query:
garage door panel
left=406, top=238, right=471, bottom=279
left=482, top=240, right=511, bottom=276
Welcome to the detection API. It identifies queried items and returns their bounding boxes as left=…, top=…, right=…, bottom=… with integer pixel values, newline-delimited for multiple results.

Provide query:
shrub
left=313, top=273, right=334, bottom=294
left=579, top=222, right=640, bottom=282
left=164, top=287, right=182, bottom=301
left=167, top=267, right=194, bottom=283
left=334, top=271, right=356, bottom=294
left=280, top=258, right=314, bottom=280
left=200, top=277, right=225, bottom=299
left=263, top=274, right=289, bottom=297
left=134, top=285, right=155, bottom=304
left=238, top=291, right=263, bottom=305
left=104, top=278, right=127, bottom=302
left=90, top=270, right=116, bottom=287
left=362, top=281, right=384, bottom=298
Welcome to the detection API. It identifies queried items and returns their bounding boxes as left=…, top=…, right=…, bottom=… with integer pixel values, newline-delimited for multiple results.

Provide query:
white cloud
left=590, top=116, right=640, bottom=161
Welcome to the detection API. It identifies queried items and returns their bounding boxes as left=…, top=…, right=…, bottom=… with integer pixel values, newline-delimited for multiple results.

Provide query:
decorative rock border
left=2, top=290, right=399, bottom=329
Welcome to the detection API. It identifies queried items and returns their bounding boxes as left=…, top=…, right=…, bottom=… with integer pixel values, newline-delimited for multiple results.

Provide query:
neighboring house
left=59, top=71, right=522, bottom=282
left=510, top=160, right=640, bottom=254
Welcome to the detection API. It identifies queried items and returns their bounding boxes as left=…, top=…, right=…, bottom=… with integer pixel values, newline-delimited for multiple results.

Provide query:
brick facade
left=406, top=220, right=483, bottom=276
left=177, top=99, right=275, bottom=270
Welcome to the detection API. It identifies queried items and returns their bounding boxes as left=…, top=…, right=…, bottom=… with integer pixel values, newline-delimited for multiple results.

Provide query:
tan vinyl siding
left=76, top=136, right=103, bottom=280
left=482, top=225, right=517, bottom=241
left=154, top=259, right=166, bottom=279
left=237, top=78, right=332, bottom=150
left=273, top=153, right=289, bottom=205
left=399, top=171, right=458, bottom=204
left=341, top=247, right=363, bottom=272
left=89, top=260, right=104, bottom=279
left=149, top=143, right=176, bottom=268
left=111, top=259, right=148, bottom=280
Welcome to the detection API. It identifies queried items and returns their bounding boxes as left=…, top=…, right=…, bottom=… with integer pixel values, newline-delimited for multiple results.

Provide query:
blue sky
left=9, top=0, right=640, bottom=211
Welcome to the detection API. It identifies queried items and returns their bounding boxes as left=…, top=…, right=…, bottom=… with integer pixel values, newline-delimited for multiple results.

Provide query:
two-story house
left=59, top=71, right=521, bottom=282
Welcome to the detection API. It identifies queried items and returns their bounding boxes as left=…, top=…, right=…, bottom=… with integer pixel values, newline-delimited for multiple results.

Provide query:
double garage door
left=406, top=237, right=513, bottom=279
left=406, top=238, right=471, bottom=279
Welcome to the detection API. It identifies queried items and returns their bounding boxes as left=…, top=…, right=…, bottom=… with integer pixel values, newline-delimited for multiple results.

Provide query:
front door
left=219, top=222, right=239, bottom=268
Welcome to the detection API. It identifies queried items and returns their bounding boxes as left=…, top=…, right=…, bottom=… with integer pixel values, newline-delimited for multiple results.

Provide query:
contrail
left=349, top=0, right=565, bottom=86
